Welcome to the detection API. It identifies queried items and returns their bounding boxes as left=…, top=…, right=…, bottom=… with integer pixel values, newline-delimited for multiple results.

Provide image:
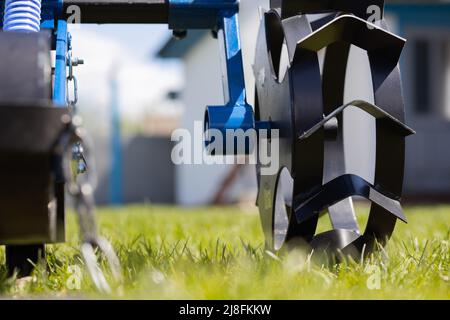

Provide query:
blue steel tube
left=3, top=0, right=41, bottom=32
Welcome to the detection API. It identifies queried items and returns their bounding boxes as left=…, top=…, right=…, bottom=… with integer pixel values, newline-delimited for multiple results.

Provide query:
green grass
left=0, top=205, right=448, bottom=299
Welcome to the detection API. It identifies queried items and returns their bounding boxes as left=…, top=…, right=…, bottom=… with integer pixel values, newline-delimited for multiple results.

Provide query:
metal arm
left=60, top=0, right=239, bottom=27
left=62, top=0, right=169, bottom=23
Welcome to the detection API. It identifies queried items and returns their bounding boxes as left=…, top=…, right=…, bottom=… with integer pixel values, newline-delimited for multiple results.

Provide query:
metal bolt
left=173, top=29, right=187, bottom=40
left=72, top=58, right=84, bottom=66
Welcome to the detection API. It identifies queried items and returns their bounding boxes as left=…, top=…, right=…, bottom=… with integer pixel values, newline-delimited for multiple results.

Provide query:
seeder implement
left=0, top=0, right=414, bottom=287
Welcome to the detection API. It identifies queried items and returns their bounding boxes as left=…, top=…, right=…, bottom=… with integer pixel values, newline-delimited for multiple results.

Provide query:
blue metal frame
left=169, top=1, right=255, bottom=154
left=2, top=0, right=254, bottom=139
left=204, top=10, right=254, bottom=144
left=1, top=0, right=254, bottom=203
left=41, top=0, right=67, bottom=107
left=52, top=20, right=68, bottom=107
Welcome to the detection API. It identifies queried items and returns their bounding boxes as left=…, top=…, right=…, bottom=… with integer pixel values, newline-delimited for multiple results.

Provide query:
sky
left=67, top=24, right=183, bottom=132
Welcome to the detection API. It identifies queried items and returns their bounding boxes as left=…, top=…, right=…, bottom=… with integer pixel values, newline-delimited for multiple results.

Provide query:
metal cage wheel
left=255, top=8, right=412, bottom=258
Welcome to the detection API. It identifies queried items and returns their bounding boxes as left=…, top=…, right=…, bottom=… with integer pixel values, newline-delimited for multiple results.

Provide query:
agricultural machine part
left=0, top=30, right=65, bottom=276
left=5, top=244, right=45, bottom=277
left=0, top=0, right=415, bottom=280
left=2, top=0, right=42, bottom=32
left=0, top=105, right=68, bottom=244
left=0, top=31, right=50, bottom=103
left=59, top=116, right=122, bottom=293
left=0, top=0, right=251, bottom=284
left=255, top=0, right=414, bottom=257
left=0, top=3, right=120, bottom=286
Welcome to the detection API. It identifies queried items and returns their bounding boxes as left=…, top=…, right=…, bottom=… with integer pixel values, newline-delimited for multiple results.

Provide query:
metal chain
left=62, top=118, right=122, bottom=294
left=62, top=36, right=122, bottom=292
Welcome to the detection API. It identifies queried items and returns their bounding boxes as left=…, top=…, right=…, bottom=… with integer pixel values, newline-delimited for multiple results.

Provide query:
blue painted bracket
left=169, top=0, right=255, bottom=155
left=40, top=0, right=67, bottom=107
left=52, top=20, right=68, bottom=107
left=204, top=12, right=254, bottom=155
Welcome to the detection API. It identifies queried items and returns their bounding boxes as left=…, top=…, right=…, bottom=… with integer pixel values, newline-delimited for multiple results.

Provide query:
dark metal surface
left=298, top=100, right=415, bottom=140
left=0, top=105, right=70, bottom=244
left=270, top=0, right=385, bottom=19
left=169, top=0, right=238, bottom=30
left=62, top=0, right=169, bottom=24
left=0, top=31, right=70, bottom=245
left=294, top=174, right=407, bottom=225
left=0, top=32, right=52, bottom=104
left=255, top=11, right=323, bottom=250
left=6, top=244, right=45, bottom=277
left=60, top=0, right=239, bottom=27
left=255, top=1, right=413, bottom=257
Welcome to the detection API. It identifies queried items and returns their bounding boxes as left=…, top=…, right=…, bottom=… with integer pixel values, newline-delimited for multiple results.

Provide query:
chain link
left=60, top=119, right=122, bottom=294
left=61, top=35, right=122, bottom=293
left=66, top=33, right=82, bottom=109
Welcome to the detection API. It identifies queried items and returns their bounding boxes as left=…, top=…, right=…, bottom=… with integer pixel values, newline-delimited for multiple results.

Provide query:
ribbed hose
left=3, top=0, right=41, bottom=32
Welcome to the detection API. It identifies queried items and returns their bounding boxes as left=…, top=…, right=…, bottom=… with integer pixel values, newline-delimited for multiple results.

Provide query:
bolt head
left=173, top=29, right=187, bottom=40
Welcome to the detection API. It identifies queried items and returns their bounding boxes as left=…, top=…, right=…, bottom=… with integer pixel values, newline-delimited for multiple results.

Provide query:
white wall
left=177, top=34, right=234, bottom=205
